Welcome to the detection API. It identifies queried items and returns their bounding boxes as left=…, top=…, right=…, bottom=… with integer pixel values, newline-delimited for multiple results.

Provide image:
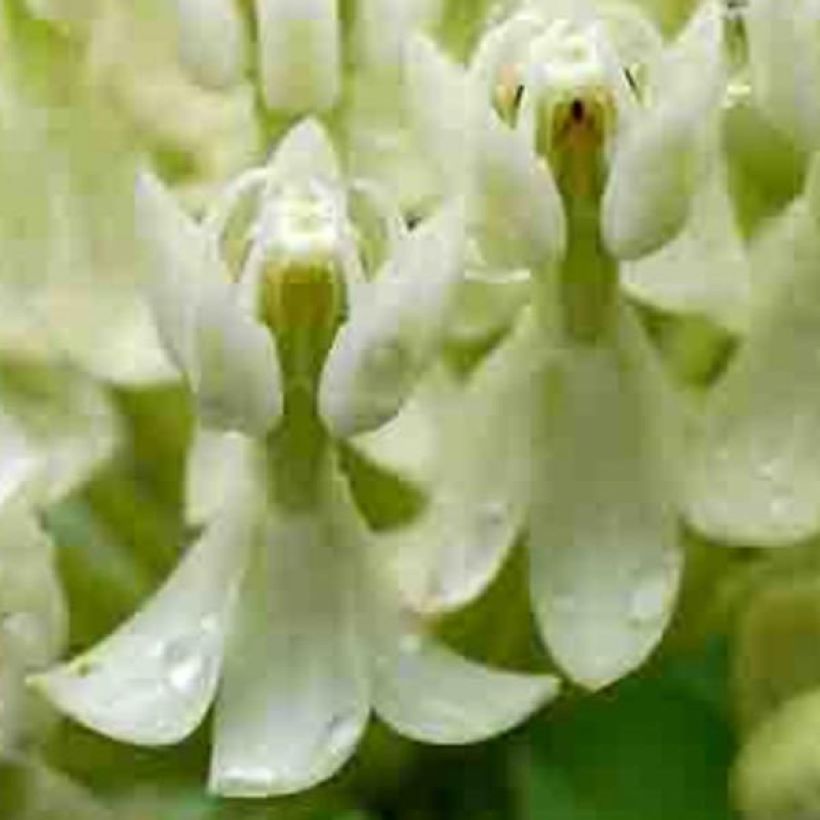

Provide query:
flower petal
left=685, top=187, right=820, bottom=545
left=173, top=0, right=248, bottom=90
left=367, top=564, right=559, bottom=744
left=318, top=203, right=464, bottom=437
left=135, top=171, right=283, bottom=435
left=602, top=1, right=725, bottom=260
left=529, top=303, right=682, bottom=689
left=621, top=146, right=752, bottom=334
left=31, top=509, right=254, bottom=746
left=388, top=308, right=542, bottom=614
left=255, top=0, right=341, bottom=113
left=209, top=465, right=368, bottom=797
left=268, top=117, right=343, bottom=189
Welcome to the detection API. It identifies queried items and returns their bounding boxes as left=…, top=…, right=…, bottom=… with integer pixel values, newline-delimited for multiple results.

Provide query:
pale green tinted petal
left=389, top=309, right=542, bottom=614
left=621, top=147, right=752, bottom=334
left=602, top=2, right=724, bottom=260
left=685, top=194, right=820, bottom=545
left=210, top=468, right=368, bottom=797
left=0, top=412, right=40, bottom=508
left=319, top=204, right=463, bottom=437
left=268, top=117, right=343, bottom=189
left=255, top=0, right=341, bottom=113
left=529, top=303, right=682, bottom=689
left=174, top=0, right=248, bottom=90
left=746, top=0, right=820, bottom=153
left=136, top=171, right=282, bottom=435
left=32, top=509, right=254, bottom=746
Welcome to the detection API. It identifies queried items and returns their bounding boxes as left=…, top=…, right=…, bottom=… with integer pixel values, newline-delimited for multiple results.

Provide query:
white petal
left=389, top=309, right=542, bottom=614
left=210, top=466, right=368, bottom=797
left=367, top=561, right=558, bottom=744
left=685, top=193, right=820, bottom=545
left=31, top=510, right=254, bottom=746
left=318, top=204, right=464, bottom=437
left=621, top=145, right=752, bottom=334
left=255, top=0, right=341, bottom=113
left=529, top=303, right=682, bottom=689
left=602, top=2, right=725, bottom=260
left=467, top=104, right=566, bottom=272
left=174, top=0, right=248, bottom=90
left=268, top=118, right=343, bottom=189
left=190, top=268, right=283, bottom=435
left=135, top=171, right=283, bottom=435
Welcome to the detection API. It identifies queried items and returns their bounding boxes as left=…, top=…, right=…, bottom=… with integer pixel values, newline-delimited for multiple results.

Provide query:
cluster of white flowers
left=3, top=0, right=820, bottom=813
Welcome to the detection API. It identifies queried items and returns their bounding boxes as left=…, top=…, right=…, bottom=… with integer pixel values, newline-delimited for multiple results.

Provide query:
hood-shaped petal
left=268, top=117, right=344, bottom=190
left=405, top=35, right=566, bottom=270
left=388, top=308, right=543, bottom=614
left=136, top=171, right=283, bottom=435
left=602, top=1, right=725, bottom=260
left=173, top=0, right=248, bottom=90
left=621, top=144, right=752, bottom=334
left=529, top=302, right=683, bottom=689
left=210, top=463, right=369, bottom=797
left=685, top=171, right=820, bottom=545
left=319, top=203, right=464, bottom=437
left=31, top=506, right=255, bottom=746
left=255, top=0, right=341, bottom=113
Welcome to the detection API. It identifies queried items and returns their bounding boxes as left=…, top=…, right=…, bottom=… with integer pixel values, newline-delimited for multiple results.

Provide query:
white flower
left=382, top=0, right=726, bottom=688
left=32, top=120, right=558, bottom=797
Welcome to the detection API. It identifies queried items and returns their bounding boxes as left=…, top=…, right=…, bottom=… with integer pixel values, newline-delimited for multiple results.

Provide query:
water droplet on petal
left=628, top=571, right=672, bottom=626
left=323, top=711, right=361, bottom=757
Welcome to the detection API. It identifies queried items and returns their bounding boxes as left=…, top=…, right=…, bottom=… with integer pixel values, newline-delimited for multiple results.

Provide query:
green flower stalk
left=32, top=121, right=558, bottom=798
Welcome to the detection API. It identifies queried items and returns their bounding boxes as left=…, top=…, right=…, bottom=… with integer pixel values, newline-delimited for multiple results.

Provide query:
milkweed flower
left=32, top=120, right=558, bottom=797
left=385, top=0, right=726, bottom=688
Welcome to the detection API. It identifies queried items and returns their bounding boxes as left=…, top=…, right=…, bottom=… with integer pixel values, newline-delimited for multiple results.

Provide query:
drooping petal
left=366, top=556, right=559, bottom=744
left=685, top=186, right=820, bottom=546
left=31, top=507, right=255, bottom=746
left=210, top=464, right=368, bottom=797
left=602, top=1, right=725, bottom=260
left=529, top=302, right=682, bottom=689
left=135, top=171, right=283, bottom=435
left=621, top=146, right=752, bottom=334
left=173, top=0, right=248, bottom=91
left=388, top=308, right=543, bottom=614
left=318, top=204, right=464, bottom=437
left=254, top=0, right=341, bottom=113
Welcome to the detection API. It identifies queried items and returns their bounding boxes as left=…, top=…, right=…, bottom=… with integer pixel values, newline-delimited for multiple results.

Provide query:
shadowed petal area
left=209, top=467, right=369, bottom=797
left=685, top=183, right=820, bottom=545
left=31, top=510, right=253, bottom=746
left=529, top=303, right=682, bottom=689
left=388, top=309, right=543, bottom=614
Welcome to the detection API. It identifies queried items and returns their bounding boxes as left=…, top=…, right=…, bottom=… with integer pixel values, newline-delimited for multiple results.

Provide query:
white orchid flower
left=32, top=120, right=559, bottom=797
left=384, top=0, right=725, bottom=689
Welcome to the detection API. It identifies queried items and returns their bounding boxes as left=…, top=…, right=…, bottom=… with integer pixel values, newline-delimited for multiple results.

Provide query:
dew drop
left=628, top=572, right=672, bottom=625
left=323, top=711, right=361, bottom=757
left=160, top=621, right=219, bottom=694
